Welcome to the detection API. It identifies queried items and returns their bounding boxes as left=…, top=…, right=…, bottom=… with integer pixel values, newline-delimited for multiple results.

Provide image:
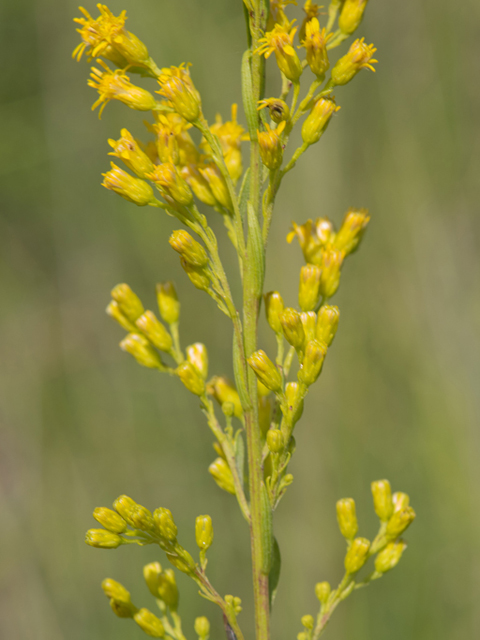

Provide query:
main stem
left=243, top=3, right=270, bottom=640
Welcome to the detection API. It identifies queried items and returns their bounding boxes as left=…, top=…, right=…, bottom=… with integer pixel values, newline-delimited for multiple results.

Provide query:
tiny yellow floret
left=256, top=23, right=303, bottom=82
left=331, top=38, right=378, bottom=86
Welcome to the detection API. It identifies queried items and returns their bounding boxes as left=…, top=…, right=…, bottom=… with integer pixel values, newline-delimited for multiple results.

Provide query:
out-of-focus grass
left=1, top=1, right=479, bottom=639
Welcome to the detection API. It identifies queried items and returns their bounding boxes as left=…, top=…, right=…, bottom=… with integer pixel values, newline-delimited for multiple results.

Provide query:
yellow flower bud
left=302, top=17, right=332, bottom=77
left=386, top=506, right=416, bottom=539
left=392, top=492, right=410, bottom=512
left=336, top=498, right=359, bottom=540
left=225, top=595, right=242, bottom=614
left=316, top=305, right=340, bottom=346
left=110, top=598, right=136, bottom=618
left=136, top=311, right=173, bottom=353
left=156, top=282, right=180, bottom=325
left=166, top=550, right=196, bottom=574
left=199, top=164, right=233, bottom=212
left=258, top=98, right=290, bottom=124
left=102, top=578, right=131, bottom=604
left=113, top=495, right=155, bottom=531
left=299, top=339, right=327, bottom=385
left=315, top=581, right=331, bottom=604
left=85, top=529, right=122, bottom=549
left=176, top=360, right=205, bottom=396
left=111, top=283, right=144, bottom=323
left=285, top=381, right=304, bottom=422
left=298, top=633, right=308, bottom=640
left=374, top=540, right=407, bottom=574
left=299, top=264, right=322, bottom=311
left=258, top=121, right=286, bottom=170
left=195, top=514, right=214, bottom=550
left=344, top=537, right=370, bottom=574
left=157, top=68, right=200, bottom=122
left=181, top=165, right=217, bottom=207
left=371, top=479, right=394, bottom=522
left=134, top=608, right=165, bottom=637
left=102, top=162, right=156, bottom=206
left=280, top=308, right=306, bottom=351
left=143, top=562, right=162, bottom=598
left=302, top=97, right=340, bottom=147
left=149, top=163, right=193, bottom=207
left=264, top=291, right=285, bottom=334
left=187, top=343, right=209, bottom=379
left=206, top=376, right=243, bottom=418
left=106, top=300, right=137, bottom=332
left=93, top=507, right=127, bottom=534
left=301, top=615, right=314, bottom=630
left=256, top=24, right=303, bottom=82
left=180, top=258, right=211, bottom=291
left=108, top=129, right=155, bottom=179
left=158, top=568, right=179, bottom=609
left=194, top=616, right=210, bottom=639
left=267, top=429, right=285, bottom=453
left=208, top=457, right=236, bottom=494
left=247, top=350, right=283, bottom=394
left=120, top=333, right=164, bottom=369
left=331, top=38, right=378, bottom=86
left=319, top=249, right=344, bottom=299
left=339, top=0, right=369, bottom=36
left=334, top=208, right=370, bottom=255
left=154, top=507, right=178, bottom=541
left=300, top=311, right=317, bottom=343
left=169, top=230, right=208, bottom=267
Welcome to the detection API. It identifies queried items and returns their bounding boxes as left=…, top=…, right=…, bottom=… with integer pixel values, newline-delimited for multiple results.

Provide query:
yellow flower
left=299, top=1, right=322, bottom=43
left=258, top=121, right=286, bottom=170
left=256, top=23, right=303, bottom=82
left=301, top=96, right=340, bottom=146
left=204, top=104, right=248, bottom=184
left=73, top=4, right=156, bottom=72
left=287, top=218, right=334, bottom=265
left=331, top=38, right=378, bottom=86
left=108, top=128, right=155, bottom=179
left=257, top=98, right=291, bottom=124
left=157, top=64, right=201, bottom=122
left=339, top=0, right=369, bottom=36
left=199, top=163, right=232, bottom=212
left=301, top=17, right=333, bottom=77
left=151, top=113, right=197, bottom=165
left=180, top=165, right=217, bottom=207
left=147, top=163, right=193, bottom=207
left=88, top=60, right=157, bottom=117
left=102, top=162, right=155, bottom=206
left=267, top=0, right=298, bottom=31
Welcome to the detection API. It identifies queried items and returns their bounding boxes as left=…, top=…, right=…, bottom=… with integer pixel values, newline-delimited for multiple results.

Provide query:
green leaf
left=268, top=537, right=281, bottom=609
left=241, top=49, right=258, bottom=140
left=260, top=481, right=273, bottom=575
left=246, top=202, right=265, bottom=299
left=234, top=430, right=245, bottom=491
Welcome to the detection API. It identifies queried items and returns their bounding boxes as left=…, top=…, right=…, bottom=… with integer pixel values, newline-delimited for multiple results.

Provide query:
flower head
left=331, top=38, right=378, bottom=86
left=299, top=1, right=322, bottom=42
left=301, top=17, right=333, bottom=77
left=88, top=60, right=157, bottom=117
left=301, top=96, right=340, bottom=146
left=287, top=218, right=335, bottom=265
left=147, top=163, right=193, bottom=207
left=108, top=128, right=155, bottom=178
left=258, top=121, right=286, bottom=170
left=258, top=98, right=291, bottom=124
left=102, top=162, right=155, bottom=206
left=157, top=65, right=201, bottom=122
left=204, top=104, right=248, bottom=183
left=151, top=113, right=197, bottom=165
left=339, top=0, right=369, bottom=36
left=267, top=0, right=298, bottom=31
left=256, top=23, right=303, bottom=82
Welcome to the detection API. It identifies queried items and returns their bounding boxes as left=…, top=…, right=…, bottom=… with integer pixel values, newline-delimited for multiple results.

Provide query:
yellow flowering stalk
left=74, top=3, right=414, bottom=640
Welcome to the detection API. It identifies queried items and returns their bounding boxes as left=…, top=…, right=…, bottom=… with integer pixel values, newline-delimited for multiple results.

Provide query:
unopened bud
left=300, top=311, right=317, bottom=343
left=176, top=360, right=205, bottom=396
left=247, top=350, right=283, bottom=394
left=181, top=164, right=217, bottom=206
left=371, top=479, right=394, bottom=522
left=299, top=264, right=322, bottom=311
left=331, top=38, right=378, bottom=86
left=102, top=162, right=156, bottom=206
left=106, top=300, right=136, bottom=332
left=316, top=305, right=340, bottom=346
left=169, top=230, right=208, bottom=267
left=258, top=121, right=285, bottom=170
left=302, top=97, right=340, bottom=146
left=111, top=283, right=144, bottom=323
left=208, top=457, right=236, bottom=495
left=392, top=492, right=410, bottom=512
left=85, top=529, right=122, bottom=549
left=298, top=339, right=327, bottom=386
left=110, top=598, right=136, bottom=618
left=156, top=282, right=180, bottom=324
left=194, top=616, right=210, bottom=639
left=344, top=537, right=370, bottom=574
left=136, top=311, right=173, bottom=352
left=157, top=568, right=179, bottom=609
left=200, top=163, right=232, bottom=212
left=154, top=507, right=178, bottom=541
left=280, top=308, right=306, bottom=351
left=113, top=495, right=155, bottom=531
left=187, top=343, right=208, bottom=379
left=320, top=249, right=344, bottom=299
left=206, top=376, right=243, bottom=418
left=180, top=258, right=210, bottom=291
left=157, top=73, right=200, bottom=123
left=195, top=514, right=214, bottom=550
left=339, top=0, right=369, bottom=36
left=225, top=595, right=242, bottom=614
left=93, top=507, right=127, bottom=534
left=134, top=608, right=165, bottom=637
left=102, top=578, right=131, bottom=604
left=120, top=333, right=164, bottom=369
left=334, top=208, right=370, bottom=255
left=166, top=549, right=196, bottom=574
left=285, top=381, right=304, bottom=422
left=386, top=506, right=416, bottom=538
left=315, top=581, right=331, bottom=604
left=264, top=291, right=285, bottom=334
left=375, top=540, right=407, bottom=573
left=143, top=562, right=162, bottom=598
left=301, top=615, right=314, bottom=630
left=336, top=498, right=358, bottom=540
left=267, top=429, right=285, bottom=453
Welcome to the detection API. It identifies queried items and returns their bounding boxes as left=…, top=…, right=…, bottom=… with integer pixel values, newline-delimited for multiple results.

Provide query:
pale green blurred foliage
left=1, top=1, right=479, bottom=639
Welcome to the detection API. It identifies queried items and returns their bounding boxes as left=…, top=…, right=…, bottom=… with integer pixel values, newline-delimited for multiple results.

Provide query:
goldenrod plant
left=74, top=2, right=415, bottom=639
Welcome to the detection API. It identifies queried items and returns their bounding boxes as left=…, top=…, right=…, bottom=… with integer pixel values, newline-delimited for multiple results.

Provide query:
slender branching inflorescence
left=74, top=2, right=414, bottom=639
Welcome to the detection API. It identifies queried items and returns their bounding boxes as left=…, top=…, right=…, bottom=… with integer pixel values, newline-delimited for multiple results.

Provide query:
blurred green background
left=1, top=1, right=479, bottom=639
